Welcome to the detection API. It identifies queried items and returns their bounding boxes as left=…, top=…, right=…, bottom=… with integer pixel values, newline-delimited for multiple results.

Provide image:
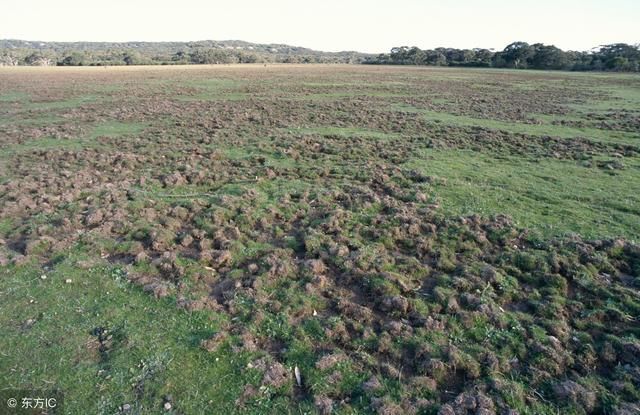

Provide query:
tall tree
left=501, top=42, right=534, bottom=68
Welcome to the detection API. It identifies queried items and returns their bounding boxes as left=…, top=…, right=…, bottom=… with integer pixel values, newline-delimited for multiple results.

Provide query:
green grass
left=571, top=85, right=640, bottom=111
left=0, top=217, right=15, bottom=234
left=0, top=93, right=101, bottom=115
left=1, top=137, right=95, bottom=154
left=181, top=78, right=240, bottom=89
left=90, top=121, right=147, bottom=138
left=0, top=122, right=145, bottom=156
left=300, top=91, right=405, bottom=100
left=176, top=92, right=249, bottom=101
left=223, top=147, right=300, bottom=169
left=394, top=104, right=639, bottom=145
left=0, top=91, right=31, bottom=102
left=173, top=78, right=248, bottom=101
left=288, top=126, right=399, bottom=140
left=404, top=149, right=640, bottom=239
left=25, top=95, right=101, bottom=111
left=0, top=246, right=284, bottom=415
left=0, top=114, right=65, bottom=127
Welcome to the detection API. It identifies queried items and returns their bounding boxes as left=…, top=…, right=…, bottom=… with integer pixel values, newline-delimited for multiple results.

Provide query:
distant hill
left=0, top=39, right=372, bottom=66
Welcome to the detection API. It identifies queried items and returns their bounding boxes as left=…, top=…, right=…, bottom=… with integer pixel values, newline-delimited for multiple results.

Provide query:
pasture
left=1, top=65, right=639, bottom=414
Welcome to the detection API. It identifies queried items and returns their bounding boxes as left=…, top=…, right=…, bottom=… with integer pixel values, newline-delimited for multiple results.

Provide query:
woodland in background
left=0, top=39, right=368, bottom=66
left=366, top=42, right=640, bottom=72
left=1, top=40, right=639, bottom=72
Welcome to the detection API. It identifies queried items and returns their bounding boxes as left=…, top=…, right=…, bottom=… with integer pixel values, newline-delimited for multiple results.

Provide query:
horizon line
left=2, top=38, right=638, bottom=55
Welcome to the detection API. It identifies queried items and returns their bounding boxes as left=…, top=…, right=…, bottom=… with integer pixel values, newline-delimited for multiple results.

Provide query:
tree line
left=2, top=40, right=638, bottom=71
left=364, top=42, right=640, bottom=72
left=0, top=40, right=367, bottom=66
left=0, top=48, right=364, bottom=66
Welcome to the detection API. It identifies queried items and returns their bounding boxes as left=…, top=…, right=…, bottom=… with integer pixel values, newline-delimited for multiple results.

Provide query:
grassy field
left=0, top=65, right=639, bottom=414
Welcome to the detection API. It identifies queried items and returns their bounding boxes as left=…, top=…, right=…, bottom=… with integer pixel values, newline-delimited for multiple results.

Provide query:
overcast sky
left=2, top=0, right=639, bottom=53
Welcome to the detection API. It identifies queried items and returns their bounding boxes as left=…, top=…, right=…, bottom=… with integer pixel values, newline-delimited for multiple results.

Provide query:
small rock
left=163, top=402, right=172, bottom=411
left=21, top=318, right=36, bottom=330
left=40, top=275, right=47, bottom=280
left=121, top=403, right=131, bottom=412
left=294, top=365, right=302, bottom=387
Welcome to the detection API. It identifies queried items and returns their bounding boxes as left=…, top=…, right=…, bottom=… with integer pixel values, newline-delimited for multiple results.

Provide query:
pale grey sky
left=2, top=0, right=639, bottom=53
